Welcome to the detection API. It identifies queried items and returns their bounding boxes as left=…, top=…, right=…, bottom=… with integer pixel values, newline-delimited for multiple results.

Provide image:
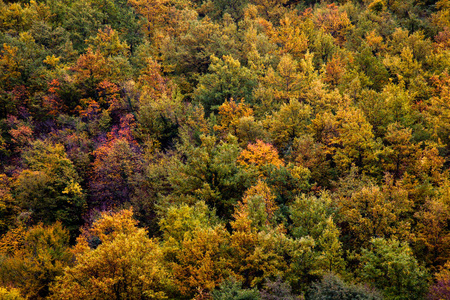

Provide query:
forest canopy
left=1, top=0, right=450, bottom=299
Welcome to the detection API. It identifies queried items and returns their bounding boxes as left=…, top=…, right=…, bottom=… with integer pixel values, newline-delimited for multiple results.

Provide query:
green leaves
left=15, top=140, right=86, bottom=236
left=360, top=238, right=429, bottom=300
left=194, top=55, right=257, bottom=113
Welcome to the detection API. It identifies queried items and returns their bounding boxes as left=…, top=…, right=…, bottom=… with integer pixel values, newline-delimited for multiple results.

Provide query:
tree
left=229, top=191, right=295, bottom=288
left=255, top=54, right=302, bottom=110
left=260, top=277, right=297, bottom=300
left=50, top=209, right=172, bottom=300
left=0, top=174, right=19, bottom=236
left=89, top=114, right=142, bottom=207
left=0, top=222, right=72, bottom=300
left=323, top=54, right=347, bottom=87
left=89, top=0, right=143, bottom=53
left=159, top=201, right=232, bottom=298
left=168, top=226, right=232, bottom=298
left=380, top=122, right=420, bottom=179
left=290, top=192, right=335, bottom=241
left=291, top=135, right=333, bottom=188
left=312, top=106, right=379, bottom=175
left=212, top=98, right=266, bottom=146
left=413, top=184, right=450, bottom=270
left=236, top=180, right=279, bottom=231
left=314, top=217, right=346, bottom=276
left=0, top=44, right=21, bottom=92
left=128, top=0, right=170, bottom=39
left=14, top=140, right=86, bottom=237
left=214, top=99, right=254, bottom=138
left=336, top=174, right=413, bottom=250
left=136, top=74, right=181, bottom=149
left=334, top=106, right=380, bottom=174
left=314, top=4, right=353, bottom=46
left=160, top=13, right=241, bottom=95
left=48, top=0, right=102, bottom=51
left=265, top=14, right=308, bottom=59
left=249, top=0, right=288, bottom=21
left=427, top=72, right=450, bottom=150
left=378, top=82, right=418, bottom=129
left=352, top=46, right=389, bottom=91
left=194, top=55, right=257, bottom=113
left=71, top=27, right=131, bottom=99
left=265, top=99, right=312, bottom=151
left=359, top=238, right=429, bottom=300
left=164, top=134, right=253, bottom=219
left=237, top=140, right=284, bottom=171
left=290, top=193, right=345, bottom=277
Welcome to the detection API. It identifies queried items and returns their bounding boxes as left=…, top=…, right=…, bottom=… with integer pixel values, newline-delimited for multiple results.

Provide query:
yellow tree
left=427, top=72, right=450, bottom=149
left=317, top=106, right=379, bottom=175
left=0, top=44, right=21, bottom=90
left=214, top=99, right=266, bottom=147
left=249, top=0, right=288, bottom=21
left=213, top=99, right=266, bottom=146
left=0, top=223, right=72, bottom=300
left=159, top=202, right=232, bottom=298
left=128, top=0, right=170, bottom=39
left=414, top=182, right=450, bottom=271
left=0, top=174, right=19, bottom=236
left=50, top=209, right=172, bottom=300
left=314, top=4, right=353, bottom=46
left=214, top=99, right=254, bottom=137
left=337, top=174, right=413, bottom=249
left=433, top=0, right=450, bottom=31
left=263, top=13, right=308, bottom=59
left=0, top=287, right=24, bottom=300
left=380, top=122, right=420, bottom=179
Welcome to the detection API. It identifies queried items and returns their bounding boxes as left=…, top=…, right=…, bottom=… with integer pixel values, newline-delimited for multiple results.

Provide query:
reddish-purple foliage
left=428, top=276, right=450, bottom=300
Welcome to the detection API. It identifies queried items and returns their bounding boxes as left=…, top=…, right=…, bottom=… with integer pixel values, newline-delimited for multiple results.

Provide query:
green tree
left=290, top=193, right=345, bottom=277
left=229, top=190, right=300, bottom=288
left=0, top=174, right=19, bottom=236
left=163, top=134, right=253, bottom=219
left=212, top=278, right=260, bottom=300
left=290, top=192, right=335, bottom=241
left=14, top=140, right=86, bottom=237
left=194, top=55, right=257, bottom=113
left=360, top=238, right=429, bottom=300
left=265, top=99, right=312, bottom=151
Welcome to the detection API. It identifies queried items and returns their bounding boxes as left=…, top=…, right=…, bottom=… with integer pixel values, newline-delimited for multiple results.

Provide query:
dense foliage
left=1, top=0, right=450, bottom=298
